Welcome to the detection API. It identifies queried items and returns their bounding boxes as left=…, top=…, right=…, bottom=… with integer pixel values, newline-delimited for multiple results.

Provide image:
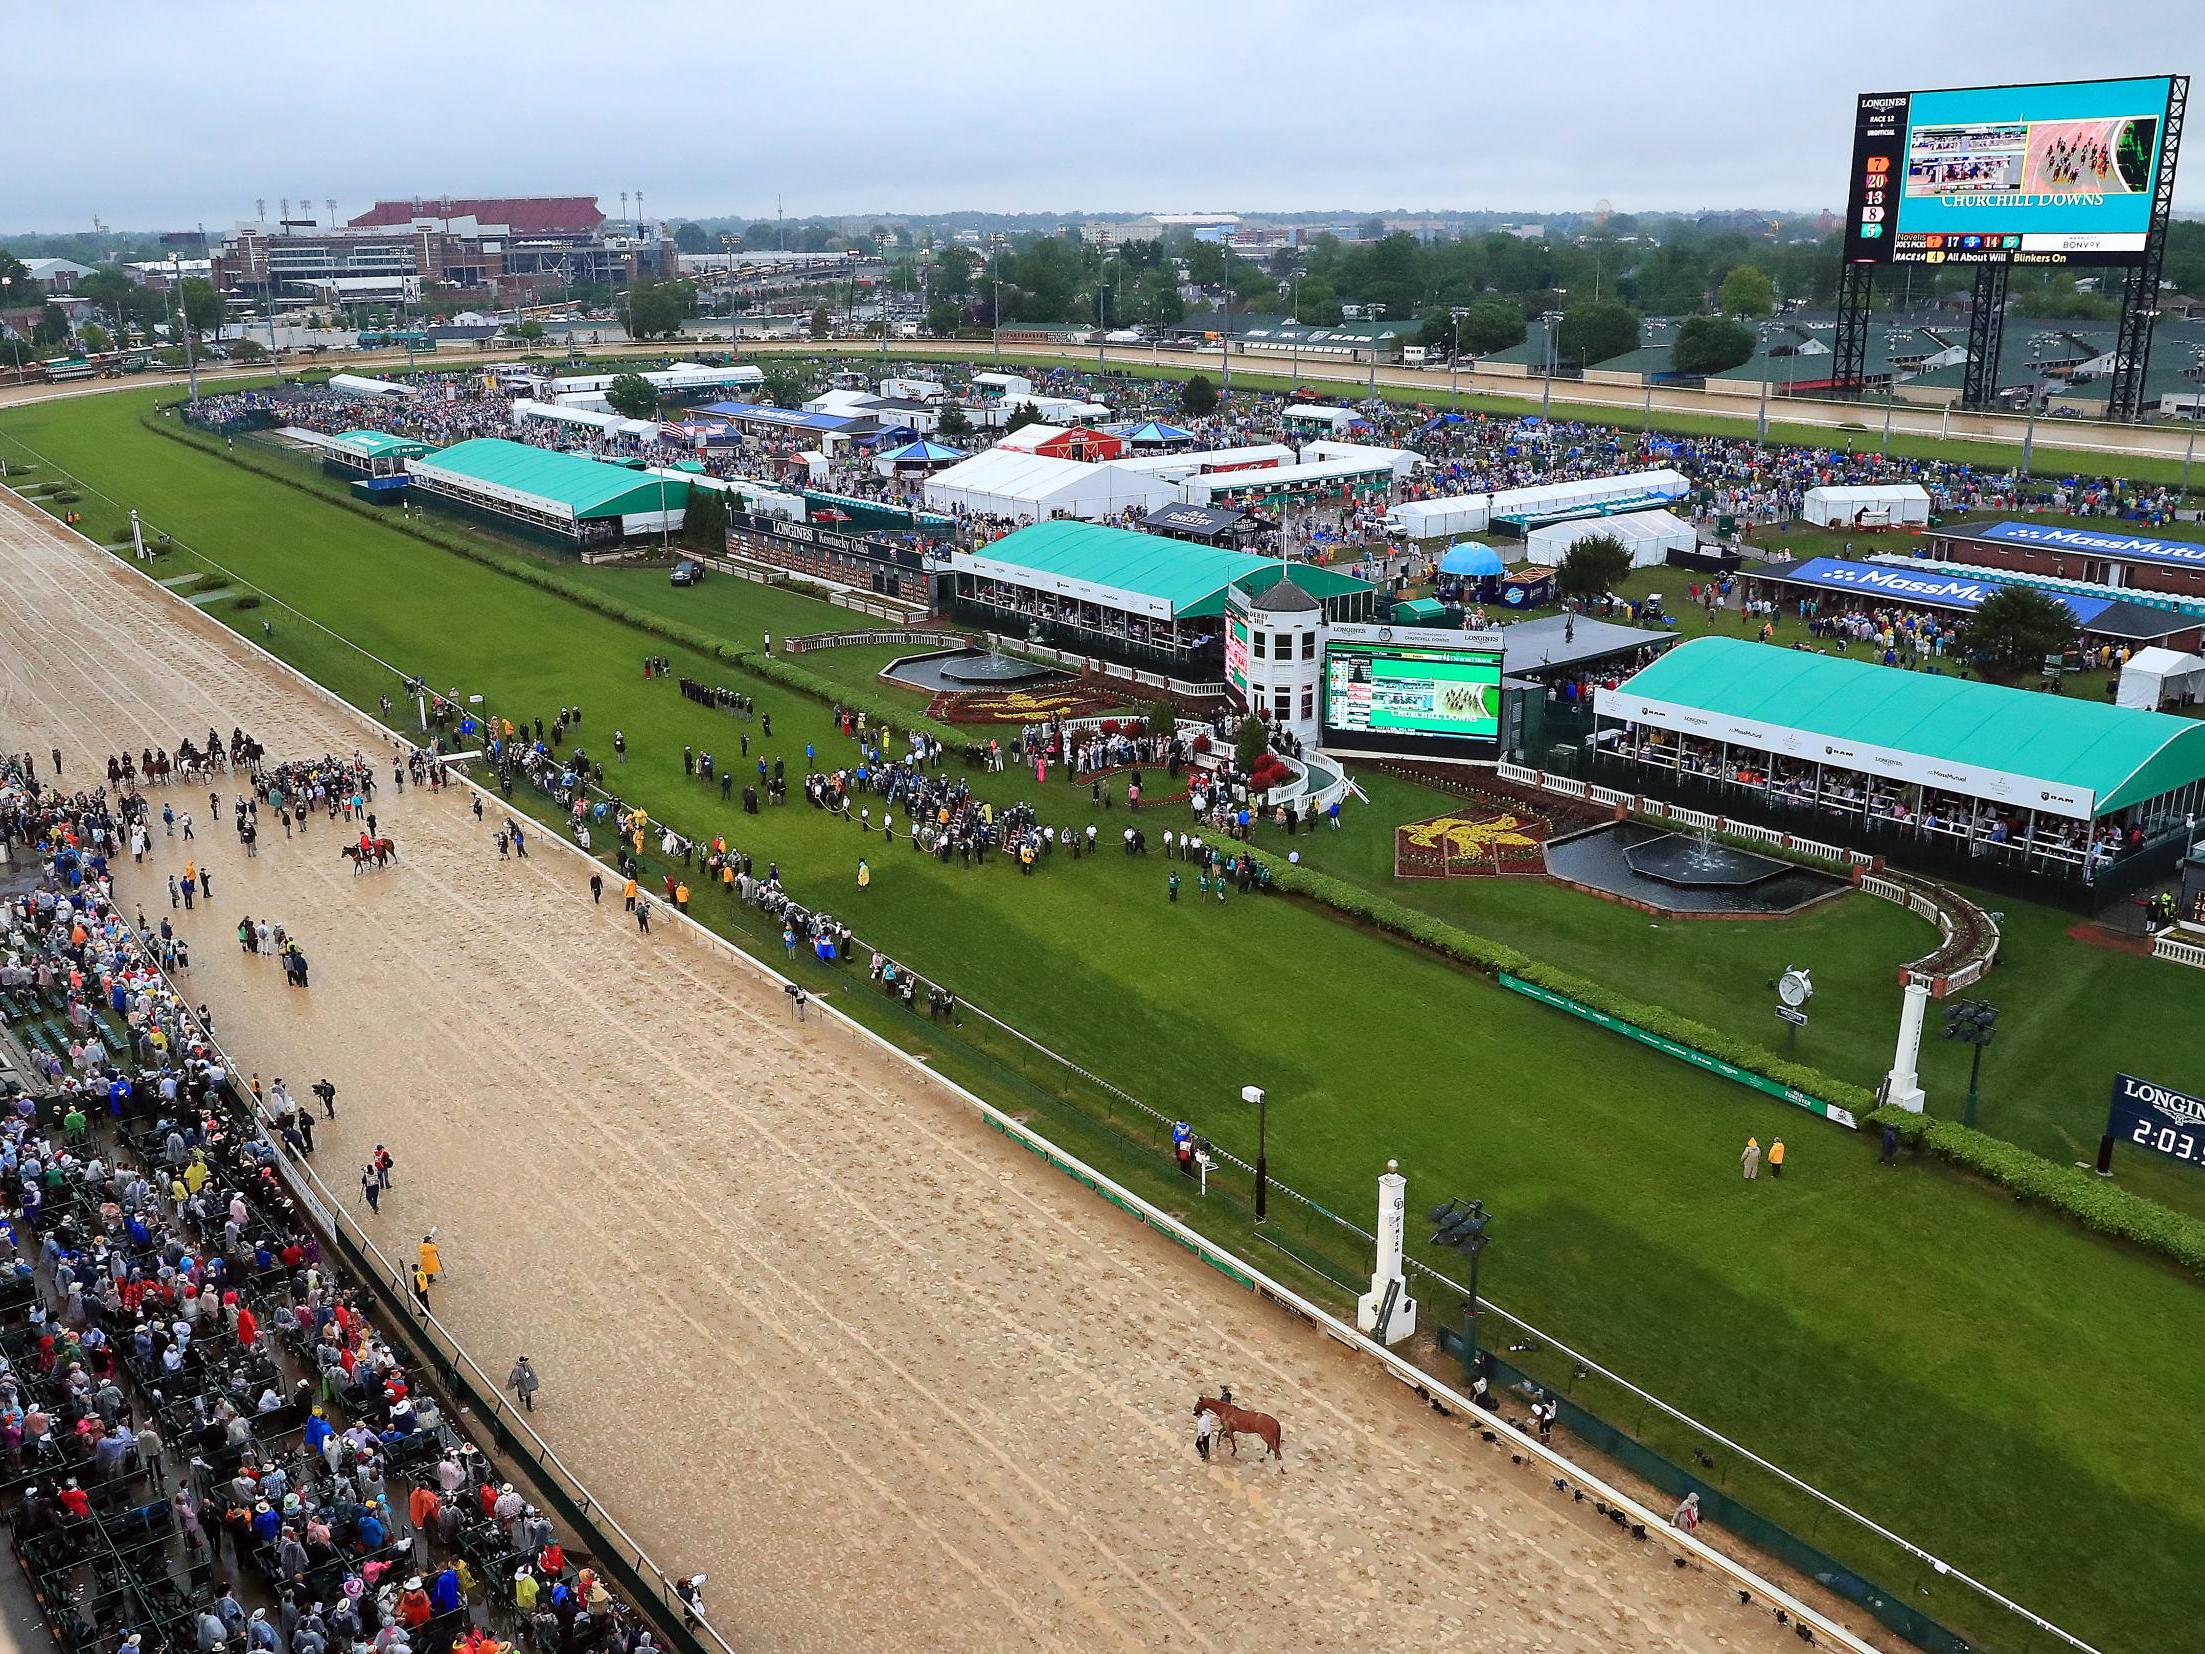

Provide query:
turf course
left=8, top=387, right=2205, bottom=1651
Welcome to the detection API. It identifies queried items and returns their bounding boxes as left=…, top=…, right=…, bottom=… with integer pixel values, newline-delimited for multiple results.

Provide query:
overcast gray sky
left=13, top=0, right=2201, bottom=231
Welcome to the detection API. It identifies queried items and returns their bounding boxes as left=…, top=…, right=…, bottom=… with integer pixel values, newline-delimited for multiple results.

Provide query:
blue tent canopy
left=1122, top=419, right=1195, bottom=446
left=878, top=438, right=966, bottom=466
left=1439, top=541, right=1506, bottom=576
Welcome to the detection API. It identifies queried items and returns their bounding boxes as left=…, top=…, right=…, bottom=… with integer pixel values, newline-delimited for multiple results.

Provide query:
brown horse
left=339, top=838, right=398, bottom=872
left=1197, top=1396, right=1284, bottom=1468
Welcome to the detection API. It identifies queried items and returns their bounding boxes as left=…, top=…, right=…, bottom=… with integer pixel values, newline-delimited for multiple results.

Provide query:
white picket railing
left=1588, top=784, right=1637, bottom=808
left=1722, top=819, right=1787, bottom=848
left=1788, top=834, right=1850, bottom=865
left=2154, top=933, right=2205, bottom=970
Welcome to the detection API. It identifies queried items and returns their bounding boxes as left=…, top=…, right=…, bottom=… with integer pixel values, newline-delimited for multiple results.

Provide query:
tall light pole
left=169, top=252, right=200, bottom=403
left=1096, top=279, right=1107, bottom=377
left=1220, top=279, right=1232, bottom=401
left=1242, top=1085, right=1269, bottom=1220
left=262, top=244, right=284, bottom=385
left=1450, top=307, right=1466, bottom=407
left=1539, top=309, right=1563, bottom=428
left=1428, top=1197, right=1492, bottom=1381
left=1290, top=277, right=1301, bottom=389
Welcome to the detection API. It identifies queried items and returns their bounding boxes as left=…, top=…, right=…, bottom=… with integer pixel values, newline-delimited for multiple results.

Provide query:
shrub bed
left=1872, top=1106, right=2205, bottom=1277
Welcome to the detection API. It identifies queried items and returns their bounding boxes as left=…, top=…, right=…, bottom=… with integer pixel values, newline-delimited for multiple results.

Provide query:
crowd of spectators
left=0, top=748, right=692, bottom=1654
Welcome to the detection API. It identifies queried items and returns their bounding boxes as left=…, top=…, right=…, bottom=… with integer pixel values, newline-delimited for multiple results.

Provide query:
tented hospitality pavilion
left=1595, top=636, right=2205, bottom=881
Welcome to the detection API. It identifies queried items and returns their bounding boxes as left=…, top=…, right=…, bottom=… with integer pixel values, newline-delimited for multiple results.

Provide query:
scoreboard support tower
left=1832, top=262, right=1872, bottom=399
left=1961, top=263, right=2010, bottom=413
left=2107, top=73, right=2187, bottom=425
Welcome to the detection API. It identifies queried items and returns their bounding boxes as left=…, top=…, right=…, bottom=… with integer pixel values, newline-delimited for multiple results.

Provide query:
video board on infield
left=1321, top=625, right=1503, bottom=759
left=1844, top=77, right=2181, bottom=267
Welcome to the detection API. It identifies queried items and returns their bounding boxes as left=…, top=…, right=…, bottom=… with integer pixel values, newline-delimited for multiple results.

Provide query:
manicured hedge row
left=1872, top=1105, right=2205, bottom=1276
left=1253, top=847, right=1880, bottom=1119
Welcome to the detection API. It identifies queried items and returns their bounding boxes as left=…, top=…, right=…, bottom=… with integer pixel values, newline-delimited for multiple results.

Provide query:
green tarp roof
left=1620, top=636, right=2205, bottom=815
left=969, top=519, right=1372, bottom=620
left=333, top=430, right=429, bottom=459
left=407, top=438, right=688, bottom=519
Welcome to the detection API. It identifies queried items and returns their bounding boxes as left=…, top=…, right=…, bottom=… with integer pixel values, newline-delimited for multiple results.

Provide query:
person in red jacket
left=396, top=1578, right=433, bottom=1628
left=57, top=1480, right=90, bottom=1520
left=537, top=1540, right=565, bottom=1578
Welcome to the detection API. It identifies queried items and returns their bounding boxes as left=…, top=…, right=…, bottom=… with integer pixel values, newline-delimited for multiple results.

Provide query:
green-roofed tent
left=331, top=430, right=430, bottom=461
left=956, top=519, right=1373, bottom=622
left=405, top=439, right=689, bottom=543
left=1603, top=635, right=2205, bottom=821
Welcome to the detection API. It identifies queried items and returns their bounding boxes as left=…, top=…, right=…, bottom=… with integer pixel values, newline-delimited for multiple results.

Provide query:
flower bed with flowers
left=1394, top=804, right=1559, bottom=878
left=923, top=682, right=1128, bottom=724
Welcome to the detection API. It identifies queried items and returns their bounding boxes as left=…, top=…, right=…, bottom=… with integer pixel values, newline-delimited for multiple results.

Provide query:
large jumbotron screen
left=1321, top=628, right=1502, bottom=758
left=1843, top=76, right=2181, bottom=268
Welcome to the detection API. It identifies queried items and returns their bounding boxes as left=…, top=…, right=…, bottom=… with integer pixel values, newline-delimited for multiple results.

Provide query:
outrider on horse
left=340, top=837, right=398, bottom=872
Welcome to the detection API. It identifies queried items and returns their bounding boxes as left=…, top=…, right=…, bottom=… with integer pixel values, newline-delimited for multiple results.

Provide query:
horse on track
left=1197, top=1395, right=1284, bottom=1468
left=340, top=838, right=398, bottom=872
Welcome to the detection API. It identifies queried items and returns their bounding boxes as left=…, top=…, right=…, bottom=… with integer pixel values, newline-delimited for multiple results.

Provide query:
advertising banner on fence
left=2106, top=1072, right=2205, bottom=1171
left=1500, top=973, right=1859, bottom=1128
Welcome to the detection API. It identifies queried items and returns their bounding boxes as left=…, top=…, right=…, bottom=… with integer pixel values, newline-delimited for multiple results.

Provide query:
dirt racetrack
left=0, top=495, right=1826, bottom=1651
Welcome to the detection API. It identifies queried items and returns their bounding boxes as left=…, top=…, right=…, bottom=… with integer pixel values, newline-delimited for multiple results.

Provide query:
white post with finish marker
left=1357, top=1160, right=1417, bottom=1345
left=1884, top=976, right=1931, bottom=1114
left=130, top=510, right=145, bottom=562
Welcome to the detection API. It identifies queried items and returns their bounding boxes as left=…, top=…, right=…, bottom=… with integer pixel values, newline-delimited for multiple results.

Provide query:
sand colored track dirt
left=0, top=496, right=1837, bottom=1650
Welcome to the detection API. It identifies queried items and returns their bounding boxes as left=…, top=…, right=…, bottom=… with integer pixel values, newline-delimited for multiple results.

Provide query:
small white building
left=1227, top=573, right=1329, bottom=744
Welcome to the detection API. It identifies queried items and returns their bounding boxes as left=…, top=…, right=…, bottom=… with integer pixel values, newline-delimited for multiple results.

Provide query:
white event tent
left=1525, top=508, right=1698, bottom=569
left=921, top=451, right=1180, bottom=522
left=2117, top=647, right=2205, bottom=710
left=1302, top=439, right=1423, bottom=479
left=1801, top=484, right=1931, bottom=528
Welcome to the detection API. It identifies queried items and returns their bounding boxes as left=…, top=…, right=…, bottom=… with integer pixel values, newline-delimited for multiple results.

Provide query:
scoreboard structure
left=1831, top=75, right=2186, bottom=422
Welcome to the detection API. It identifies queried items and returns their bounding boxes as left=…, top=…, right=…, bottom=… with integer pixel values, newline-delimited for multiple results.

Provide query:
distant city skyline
left=8, top=0, right=2196, bottom=230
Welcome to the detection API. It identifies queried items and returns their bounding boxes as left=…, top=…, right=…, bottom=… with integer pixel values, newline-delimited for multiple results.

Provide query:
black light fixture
left=1940, top=998, right=1999, bottom=1127
left=1428, top=1197, right=1493, bottom=1379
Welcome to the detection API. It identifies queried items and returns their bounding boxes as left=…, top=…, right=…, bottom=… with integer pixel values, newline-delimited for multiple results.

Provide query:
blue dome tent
left=1438, top=541, right=1506, bottom=577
